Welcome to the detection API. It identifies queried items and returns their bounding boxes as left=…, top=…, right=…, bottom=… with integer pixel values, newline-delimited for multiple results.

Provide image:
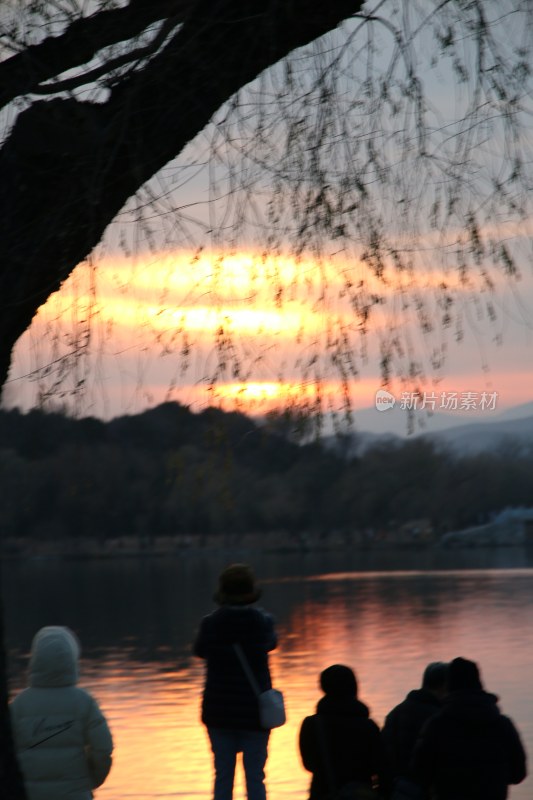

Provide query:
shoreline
left=0, top=532, right=528, bottom=562
left=0, top=536, right=427, bottom=561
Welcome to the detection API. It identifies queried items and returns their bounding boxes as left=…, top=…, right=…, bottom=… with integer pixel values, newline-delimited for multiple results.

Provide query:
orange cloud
left=7, top=247, right=533, bottom=419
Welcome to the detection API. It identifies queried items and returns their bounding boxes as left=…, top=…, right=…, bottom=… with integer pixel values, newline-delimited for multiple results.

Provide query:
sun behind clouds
left=6, top=248, right=533, bottom=419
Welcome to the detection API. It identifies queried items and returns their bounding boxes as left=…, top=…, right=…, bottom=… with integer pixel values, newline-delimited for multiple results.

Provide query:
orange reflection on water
left=94, top=660, right=213, bottom=799
left=90, top=656, right=314, bottom=800
left=91, top=592, right=438, bottom=800
left=93, top=654, right=310, bottom=800
left=88, top=570, right=533, bottom=800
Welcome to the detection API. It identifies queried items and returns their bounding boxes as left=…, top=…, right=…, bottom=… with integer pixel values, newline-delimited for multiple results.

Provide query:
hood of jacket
left=29, top=626, right=80, bottom=688
left=441, top=689, right=501, bottom=723
left=404, top=687, right=443, bottom=709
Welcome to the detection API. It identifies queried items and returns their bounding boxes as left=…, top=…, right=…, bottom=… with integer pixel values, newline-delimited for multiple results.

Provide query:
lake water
left=3, top=547, right=533, bottom=799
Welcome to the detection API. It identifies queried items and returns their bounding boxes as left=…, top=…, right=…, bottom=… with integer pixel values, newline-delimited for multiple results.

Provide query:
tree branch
left=0, top=0, right=192, bottom=109
left=0, top=0, right=359, bottom=389
left=31, top=14, right=182, bottom=96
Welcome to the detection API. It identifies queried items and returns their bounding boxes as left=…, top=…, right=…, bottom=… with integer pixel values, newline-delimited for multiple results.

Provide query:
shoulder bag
left=233, top=643, right=286, bottom=729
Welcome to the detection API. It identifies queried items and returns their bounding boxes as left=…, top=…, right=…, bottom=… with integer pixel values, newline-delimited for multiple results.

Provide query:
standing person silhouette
left=299, top=664, right=390, bottom=799
left=194, top=564, right=278, bottom=800
left=412, top=657, right=527, bottom=800
left=9, top=626, right=113, bottom=800
left=382, top=661, right=448, bottom=797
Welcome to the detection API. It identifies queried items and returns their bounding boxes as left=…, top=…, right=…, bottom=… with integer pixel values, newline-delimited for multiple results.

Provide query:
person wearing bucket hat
left=412, top=657, right=527, bottom=800
left=213, top=564, right=262, bottom=606
left=194, top=564, right=278, bottom=800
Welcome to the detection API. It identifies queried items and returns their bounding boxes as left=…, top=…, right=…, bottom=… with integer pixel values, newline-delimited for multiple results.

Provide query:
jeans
left=208, top=728, right=270, bottom=800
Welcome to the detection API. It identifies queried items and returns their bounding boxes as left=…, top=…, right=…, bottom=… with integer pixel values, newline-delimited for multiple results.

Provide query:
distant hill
left=2, top=400, right=533, bottom=546
left=348, top=404, right=463, bottom=436
left=423, top=414, right=533, bottom=455
left=346, top=400, right=505, bottom=438
left=495, top=400, right=533, bottom=422
left=324, top=402, right=533, bottom=456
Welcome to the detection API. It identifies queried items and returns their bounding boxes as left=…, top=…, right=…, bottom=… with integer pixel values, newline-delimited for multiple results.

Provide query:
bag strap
left=233, top=643, right=261, bottom=697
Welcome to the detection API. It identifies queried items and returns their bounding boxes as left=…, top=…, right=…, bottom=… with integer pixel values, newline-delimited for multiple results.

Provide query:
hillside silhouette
left=1, top=402, right=533, bottom=552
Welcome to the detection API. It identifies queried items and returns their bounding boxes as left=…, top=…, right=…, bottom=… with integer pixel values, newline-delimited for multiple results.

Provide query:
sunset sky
left=5, top=243, right=533, bottom=430
left=3, top=4, right=532, bottom=431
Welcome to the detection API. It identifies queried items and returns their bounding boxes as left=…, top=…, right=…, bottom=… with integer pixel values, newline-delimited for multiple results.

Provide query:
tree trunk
left=0, top=573, right=27, bottom=798
left=0, top=0, right=359, bottom=392
left=0, top=2, right=360, bottom=796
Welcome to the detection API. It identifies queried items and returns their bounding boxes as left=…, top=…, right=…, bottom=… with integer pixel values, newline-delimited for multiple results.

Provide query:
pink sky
left=4, top=248, right=533, bottom=425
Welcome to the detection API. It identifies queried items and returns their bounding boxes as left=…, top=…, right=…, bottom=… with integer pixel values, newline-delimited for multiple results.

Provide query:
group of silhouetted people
left=192, top=564, right=527, bottom=800
left=9, top=562, right=529, bottom=800
left=382, top=658, right=527, bottom=800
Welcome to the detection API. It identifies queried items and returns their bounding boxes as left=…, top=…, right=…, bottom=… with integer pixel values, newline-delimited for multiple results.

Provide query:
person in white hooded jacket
left=9, top=625, right=113, bottom=800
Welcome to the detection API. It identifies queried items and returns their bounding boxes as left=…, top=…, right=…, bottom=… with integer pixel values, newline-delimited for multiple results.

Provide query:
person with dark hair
left=382, top=661, right=448, bottom=791
left=411, top=657, right=527, bottom=800
left=194, top=564, right=278, bottom=800
left=299, top=664, right=390, bottom=800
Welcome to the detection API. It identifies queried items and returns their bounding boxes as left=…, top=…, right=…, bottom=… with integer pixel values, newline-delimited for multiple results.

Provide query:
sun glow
left=24, top=251, right=345, bottom=335
left=7, top=246, right=533, bottom=419
left=199, top=379, right=367, bottom=413
left=20, top=247, right=502, bottom=347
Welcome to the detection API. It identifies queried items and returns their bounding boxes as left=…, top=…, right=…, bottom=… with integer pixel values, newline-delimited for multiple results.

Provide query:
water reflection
left=3, top=550, right=533, bottom=799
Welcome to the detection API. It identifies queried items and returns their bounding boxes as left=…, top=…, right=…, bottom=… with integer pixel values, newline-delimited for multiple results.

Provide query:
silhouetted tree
left=0, top=2, right=531, bottom=409
left=1, top=2, right=532, bottom=794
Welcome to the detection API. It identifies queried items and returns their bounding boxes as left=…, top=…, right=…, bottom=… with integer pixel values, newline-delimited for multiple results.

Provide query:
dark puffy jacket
left=382, top=688, right=442, bottom=778
left=194, top=605, right=277, bottom=730
left=411, top=689, right=527, bottom=800
left=299, top=695, right=391, bottom=800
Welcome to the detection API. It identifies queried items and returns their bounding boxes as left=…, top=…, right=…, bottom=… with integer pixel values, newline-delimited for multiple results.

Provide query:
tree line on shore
left=1, top=402, right=532, bottom=547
